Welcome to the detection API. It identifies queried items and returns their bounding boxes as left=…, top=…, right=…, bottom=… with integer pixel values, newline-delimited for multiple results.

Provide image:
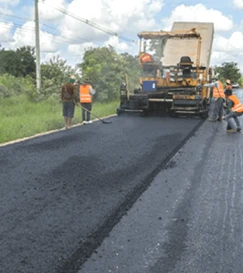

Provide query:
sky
left=1, top=0, right=243, bottom=72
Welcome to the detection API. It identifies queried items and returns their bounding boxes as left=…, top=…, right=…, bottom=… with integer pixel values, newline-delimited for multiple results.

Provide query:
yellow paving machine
left=117, top=22, right=214, bottom=118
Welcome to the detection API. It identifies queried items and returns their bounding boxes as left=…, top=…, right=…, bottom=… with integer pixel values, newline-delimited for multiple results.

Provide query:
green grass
left=0, top=95, right=119, bottom=144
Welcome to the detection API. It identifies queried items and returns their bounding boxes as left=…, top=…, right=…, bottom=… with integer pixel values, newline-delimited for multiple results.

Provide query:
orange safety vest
left=228, top=94, right=243, bottom=112
left=80, top=84, right=92, bottom=103
left=139, top=53, right=152, bottom=63
left=213, top=81, right=225, bottom=98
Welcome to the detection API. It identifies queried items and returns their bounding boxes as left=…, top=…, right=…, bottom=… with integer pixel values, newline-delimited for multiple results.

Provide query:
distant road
left=0, top=113, right=201, bottom=273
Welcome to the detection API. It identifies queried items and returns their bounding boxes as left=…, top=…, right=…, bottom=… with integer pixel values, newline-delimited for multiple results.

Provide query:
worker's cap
left=224, top=88, right=232, bottom=96
left=83, top=78, right=91, bottom=83
left=69, top=75, right=76, bottom=83
left=226, top=79, right=231, bottom=85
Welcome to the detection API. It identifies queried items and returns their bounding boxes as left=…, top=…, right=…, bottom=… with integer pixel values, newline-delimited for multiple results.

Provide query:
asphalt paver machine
left=117, top=22, right=214, bottom=117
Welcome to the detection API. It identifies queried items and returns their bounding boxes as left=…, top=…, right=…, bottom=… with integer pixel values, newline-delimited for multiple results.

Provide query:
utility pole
left=35, top=0, right=41, bottom=91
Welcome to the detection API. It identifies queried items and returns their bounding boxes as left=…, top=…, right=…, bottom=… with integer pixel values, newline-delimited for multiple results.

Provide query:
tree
left=16, top=46, right=36, bottom=77
left=78, top=46, right=139, bottom=102
left=215, top=62, right=242, bottom=84
left=39, top=56, right=78, bottom=99
left=0, top=46, right=36, bottom=78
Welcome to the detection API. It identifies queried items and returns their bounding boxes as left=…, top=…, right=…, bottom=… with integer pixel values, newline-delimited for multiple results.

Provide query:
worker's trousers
left=224, top=111, right=242, bottom=130
left=208, top=97, right=224, bottom=121
left=81, top=103, right=92, bottom=122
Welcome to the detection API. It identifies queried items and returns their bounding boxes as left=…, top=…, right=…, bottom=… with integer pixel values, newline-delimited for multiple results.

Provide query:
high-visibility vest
left=139, top=53, right=152, bottom=63
left=80, top=84, right=92, bottom=103
left=228, top=95, right=243, bottom=112
left=213, top=81, right=225, bottom=98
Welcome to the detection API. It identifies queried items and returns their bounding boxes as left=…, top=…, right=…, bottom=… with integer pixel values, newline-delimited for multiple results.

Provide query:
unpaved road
left=0, top=114, right=201, bottom=273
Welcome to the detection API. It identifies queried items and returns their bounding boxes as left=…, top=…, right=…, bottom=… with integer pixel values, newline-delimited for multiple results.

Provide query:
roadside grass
left=0, top=95, right=119, bottom=144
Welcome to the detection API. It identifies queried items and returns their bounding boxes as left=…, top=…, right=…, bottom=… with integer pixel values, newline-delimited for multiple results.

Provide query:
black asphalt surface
left=0, top=112, right=202, bottom=273
left=79, top=90, right=243, bottom=273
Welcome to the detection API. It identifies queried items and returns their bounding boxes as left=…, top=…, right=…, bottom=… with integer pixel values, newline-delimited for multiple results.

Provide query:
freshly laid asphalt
left=1, top=90, right=243, bottom=273
left=0, top=110, right=201, bottom=273
left=79, top=90, right=243, bottom=273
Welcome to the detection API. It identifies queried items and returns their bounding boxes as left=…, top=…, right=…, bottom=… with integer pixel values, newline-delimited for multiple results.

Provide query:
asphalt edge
left=0, top=114, right=117, bottom=147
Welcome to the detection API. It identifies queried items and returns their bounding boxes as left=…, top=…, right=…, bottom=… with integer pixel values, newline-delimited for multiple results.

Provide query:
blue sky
left=1, top=0, right=243, bottom=72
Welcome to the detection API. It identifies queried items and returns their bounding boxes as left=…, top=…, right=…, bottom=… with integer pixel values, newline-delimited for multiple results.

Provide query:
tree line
left=0, top=45, right=140, bottom=102
left=0, top=45, right=242, bottom=101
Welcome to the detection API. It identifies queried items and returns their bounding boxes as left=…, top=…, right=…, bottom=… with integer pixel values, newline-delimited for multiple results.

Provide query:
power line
left=0, top=11, right=101, bottom=46
left=0, top=11, right=32, bottom=21
left=40, top=0, right=136, bottom=44
left=0, top=20, right=35, bottom=31
left=0, top=5, right=136, bottom=45
left=0, top=19, right=101, bottom=49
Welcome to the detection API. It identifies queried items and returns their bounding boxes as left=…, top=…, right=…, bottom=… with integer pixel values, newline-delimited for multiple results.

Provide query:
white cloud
left=0, top=0, right=19, bottom=5
left=56, top=0, right=164, bottom=43
left=35, top=0, right=163, bottom=64
left=229, top=31, right=243, bottom=49
left=2, top=0, right=243, bottom=73
left=233, top=0, right=243, bottom=8
left=9, top=21, right=35, bottom=49
left=103, top=36, right=134, bottom=52
left=0, top=22, right=14, bottom=42
left=162, top=4, right=233, bottom=32
left=8, top=21, right=59, bottom=52
left=39, top=0, right=66, bottom=21
left=68, top=43, right=97, bottom=57
left=213, top=32, right=243, bottom=52
left=211, top=32, right=243, bottom=71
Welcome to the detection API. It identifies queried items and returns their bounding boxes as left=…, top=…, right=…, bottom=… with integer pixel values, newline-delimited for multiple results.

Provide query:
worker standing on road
left=208, top=80, right=225, bottom=122
left=79, top=79, right=95, bottom=124
left=61, top=75, right=77, bottom=129
left=222, top=88, right=243, bottom=132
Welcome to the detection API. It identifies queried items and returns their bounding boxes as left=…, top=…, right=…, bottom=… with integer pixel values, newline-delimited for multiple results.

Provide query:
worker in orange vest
left=208, top=80, right=225, bottom=122
left=139, top=52, right=153, bottom=63
left=79, top=78, right=95, bottom=124
left=222, top=88, right=243, bottom=132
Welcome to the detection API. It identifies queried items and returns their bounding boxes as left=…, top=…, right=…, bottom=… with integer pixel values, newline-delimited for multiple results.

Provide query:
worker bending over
left=223, top=88, right=243, bottom=132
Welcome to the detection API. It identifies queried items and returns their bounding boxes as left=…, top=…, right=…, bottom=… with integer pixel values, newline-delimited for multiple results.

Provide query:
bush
left=0, top=74, right=35, bottom=98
